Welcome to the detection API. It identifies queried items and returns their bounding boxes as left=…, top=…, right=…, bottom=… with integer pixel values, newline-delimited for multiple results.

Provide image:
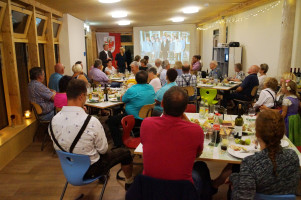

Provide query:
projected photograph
left=140, top=31, right=190, bottom=64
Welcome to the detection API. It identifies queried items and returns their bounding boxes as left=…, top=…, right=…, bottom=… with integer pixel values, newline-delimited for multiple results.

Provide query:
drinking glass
left=220, top=134, right=229, bottom=151
left=199, top=107, right=206, bottom=118
left=248, top=107, right=256, bottom=117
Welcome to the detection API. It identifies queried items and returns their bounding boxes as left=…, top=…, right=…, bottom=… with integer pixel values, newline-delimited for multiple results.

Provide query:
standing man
left=99, top=44, right=113, bottom=72
left=161, top=37, right=169, bottom=60
left=48, top=63, right=64, bottom=92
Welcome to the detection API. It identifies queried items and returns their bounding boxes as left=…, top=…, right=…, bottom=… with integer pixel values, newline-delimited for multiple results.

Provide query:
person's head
left=166, top=68, right=178, bottom=83
left=130, top=61, right=139, bottom=75
left=264, top=77, right=278, bottom=92
left=182, top=64, right=190, bottom=74
left=75, top=61, right=83, bottom=68
left=259, top=63, right=269, bottom=75
left=162, top=60, right=170, bottom=70
left=72, top=64, right=83, bottom=74
left=143, top=56, right=149, bottom=63
left=281, top=72, right=296, bottom=83
left=120, top=47, right=125, bottom=54
left=162, top=86, right=188, bottom=117
left=94, top=59, right=102, bottom=69
left=66, top=79, right=87, bottom=107
left=55, top=63, right=64, bottom=75
left=155, top=59, right=162, bottom=67
left=256, top=110, right=285, bottom=175
left=135, top=70, right=148, bottom=84
left=192, top=55, right=201, bottom=63
left=30, top=67, right=45, bottom=82
left=107, top=59, right=112, bottom=67
left=148, top=67, right=157, bottom=80
left=174, top=61, right=183, bottom=70
left=59, top=75, right=72, bottom=93
left=210, top=60, right=218, bottom=70
left=140, top=59, right=147, bottom=67
left=248, top=65, right=259, bottom=74
left=134, top=55, right=141, bottom=62
left=281, top=80, right=298, bottom=97
left=103, top=44, right=109, bottom=51
left=234, top=63, right=242, bottom=72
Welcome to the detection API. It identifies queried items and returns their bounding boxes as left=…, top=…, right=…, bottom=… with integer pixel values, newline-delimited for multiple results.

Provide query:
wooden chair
left=183, top=86, right=198, bottom=108
left=234, top=86, right=258, bottom=114
left=31, top=102, right=50, bottom=151
left=138, top=103, right=155, bottom=119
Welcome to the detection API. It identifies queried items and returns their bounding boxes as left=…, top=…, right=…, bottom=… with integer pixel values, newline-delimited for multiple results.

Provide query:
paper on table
left=213, top=147, right=219, bottom=159
left=134, top=143, right=143, bottom=153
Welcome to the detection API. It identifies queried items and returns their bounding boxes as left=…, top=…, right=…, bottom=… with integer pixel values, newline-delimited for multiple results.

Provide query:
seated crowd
left=27, top=52, right=301, bottom=198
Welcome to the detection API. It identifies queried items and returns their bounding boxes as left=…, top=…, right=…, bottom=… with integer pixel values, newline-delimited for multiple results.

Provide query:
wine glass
left=248, top=107, right=256, bottom=117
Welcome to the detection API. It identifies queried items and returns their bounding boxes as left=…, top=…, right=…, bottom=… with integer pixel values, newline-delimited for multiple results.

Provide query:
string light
left=197, top=1, right=281, bottom=31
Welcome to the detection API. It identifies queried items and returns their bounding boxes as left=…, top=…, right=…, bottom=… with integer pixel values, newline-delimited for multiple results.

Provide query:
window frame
left=11, top=5, right=32, bottom=39
left=36, top=13, right=48, bottom=42
left=0, top=2, right=7, bottom=42
left=52, top=19, right=62, bottom=43
left=121, top=33, right=133, bottom=46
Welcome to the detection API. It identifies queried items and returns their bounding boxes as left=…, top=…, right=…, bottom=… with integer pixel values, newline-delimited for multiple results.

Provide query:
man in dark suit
left=161, top=37, right=169, bottom=60
left=99, top=44, right=113, bottom=72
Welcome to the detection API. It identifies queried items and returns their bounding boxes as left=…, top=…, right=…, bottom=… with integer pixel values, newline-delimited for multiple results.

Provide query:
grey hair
left=155, top=59, right=162, bottom=65
left=210, top=60, right=218, bottom=66
left=162, top=60, right=170, bottom=69
left=130, top=61, right=139, bottom=67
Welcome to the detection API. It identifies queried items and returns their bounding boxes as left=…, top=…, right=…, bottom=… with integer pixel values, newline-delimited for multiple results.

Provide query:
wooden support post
left=45, top=12, right=55, bottom=84
left=85, top=31, right=93, bottom=73
left=219, top=18, right=227, bottom=44
left=277, top=0, right=296, bottom=78
left=27, top=6, right=40, bottom=69
left=91, top=30, right=98, bottom=62
left=1, top=0, right=23, bottom=124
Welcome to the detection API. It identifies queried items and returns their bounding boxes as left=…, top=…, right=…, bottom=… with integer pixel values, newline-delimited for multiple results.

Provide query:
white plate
left=227, top=147, right=254, bottom=159
left=281, top=139, right=289, bottom=148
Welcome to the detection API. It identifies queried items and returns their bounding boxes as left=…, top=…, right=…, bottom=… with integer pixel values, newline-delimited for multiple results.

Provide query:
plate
left=281, top=139, right=289, bottom=148
left=87, top=100, right=100, bottom=103
left=227, top=147, right=254, bottom=159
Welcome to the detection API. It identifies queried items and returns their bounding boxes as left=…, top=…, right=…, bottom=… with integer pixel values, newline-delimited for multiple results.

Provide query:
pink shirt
left=54, top=93, right=68, bottom=108
left=149, top=77, right=162, bottom=93
left=141, top=115, right=204, bottom=183
left=192, top=61, right=201, bottom=71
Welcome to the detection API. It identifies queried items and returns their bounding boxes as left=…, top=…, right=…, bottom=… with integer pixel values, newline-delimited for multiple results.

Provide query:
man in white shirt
left=160, top=60, right=170, bottom=86
left=148, top=67, right=161, bottom=93
left=49, top=79, right=134, bottom=190
left=154, top=59, right=163, bottom=75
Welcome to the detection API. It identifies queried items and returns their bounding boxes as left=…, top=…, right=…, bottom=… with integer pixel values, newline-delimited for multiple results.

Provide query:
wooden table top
left=197, top=82, right=241, bottom=91
left=85, top=100, right=124, bottom=109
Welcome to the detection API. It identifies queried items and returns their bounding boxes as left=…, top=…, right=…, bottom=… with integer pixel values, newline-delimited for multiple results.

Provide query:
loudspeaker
left=229, top=42, right=240, bottom=47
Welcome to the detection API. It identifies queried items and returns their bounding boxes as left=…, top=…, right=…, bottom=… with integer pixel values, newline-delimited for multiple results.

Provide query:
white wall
left=59, top=14, right=87, bottom=76
left=291, top=0, right=301, bottom=70
left=201, top=1, right=284, bottom=78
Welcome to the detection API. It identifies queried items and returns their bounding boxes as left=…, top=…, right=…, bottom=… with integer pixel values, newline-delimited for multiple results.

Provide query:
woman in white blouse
left=104, top=59, right=117, bottom=75
left=254, top=77, right=278, bottom=109
left=257, top=63, right=269, bottom=95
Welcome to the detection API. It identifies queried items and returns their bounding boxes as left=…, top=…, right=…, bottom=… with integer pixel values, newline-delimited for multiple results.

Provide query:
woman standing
left=115, top=47, right=127, bottom=73
left=190, top=55, right=202, bottom=75
left=258, top=63, right=269, bottom=95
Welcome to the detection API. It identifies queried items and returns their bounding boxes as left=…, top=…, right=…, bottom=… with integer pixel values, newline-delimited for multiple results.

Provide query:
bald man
left=221, top=65, right=259, bottom=108
left=48, top=63, right=64, bottom=92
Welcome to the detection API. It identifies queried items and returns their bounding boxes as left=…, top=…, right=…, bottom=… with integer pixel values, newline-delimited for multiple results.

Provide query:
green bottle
left=234, top=104, right=243, bottom=139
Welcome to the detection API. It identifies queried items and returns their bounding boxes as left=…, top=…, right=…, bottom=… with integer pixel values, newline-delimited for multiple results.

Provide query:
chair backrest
left=185, top=104, right=196, bottom=113
left=255, top=193, right=296, bottom=200
left=200, top=88, right=217, bottom=104
left=183, top=86, right=195, bottom=97
left=138, top=103, right=155, bottom=119
left=251, top=86, right=259, bottom=97
left=121, top=115, right=135, bottom=142
left=56, top=150, right=91, bottom=186
left=126, top=174, right=199, bottom=200
left=31, top=102, right=43, bottom=115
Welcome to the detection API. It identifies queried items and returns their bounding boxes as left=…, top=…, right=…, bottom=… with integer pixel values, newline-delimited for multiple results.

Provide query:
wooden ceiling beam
left=15, top=0, right=63, bottom=17
left=197, top=0, right=278, bottom=26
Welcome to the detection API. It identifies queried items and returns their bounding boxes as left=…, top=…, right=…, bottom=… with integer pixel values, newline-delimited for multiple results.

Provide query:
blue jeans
left=40, top=110, right=54, bottom=121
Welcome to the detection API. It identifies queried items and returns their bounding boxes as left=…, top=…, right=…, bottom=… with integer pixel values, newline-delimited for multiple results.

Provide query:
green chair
left=200, top=88, right=218, bottom=105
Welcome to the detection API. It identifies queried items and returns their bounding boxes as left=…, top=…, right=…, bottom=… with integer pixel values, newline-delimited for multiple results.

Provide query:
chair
left=185, top=104, right=196, bottom=113
left=138, top=103, right=155, bottom=119
left=56, top=150, right=109, bottom=200
left=199, top=88, right=219, bottom=105
left=31, top=102, right=50, bottom=151
left=116, top=115, right=141, bottom=181
left=183, top=86, right=198, bottom=106
left=233, top=86, right=258, bottom=114
left=126, top=174, right=199, bottom=200
left=254, top=193, right=296, bottom=200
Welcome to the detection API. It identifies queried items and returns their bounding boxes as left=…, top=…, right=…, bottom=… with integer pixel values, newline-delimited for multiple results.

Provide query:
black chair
left=31, top=102, right=50, bottom=151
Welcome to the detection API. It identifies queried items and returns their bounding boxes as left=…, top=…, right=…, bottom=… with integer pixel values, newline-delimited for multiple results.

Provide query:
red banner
left=108, top=33, right=121, bottom=68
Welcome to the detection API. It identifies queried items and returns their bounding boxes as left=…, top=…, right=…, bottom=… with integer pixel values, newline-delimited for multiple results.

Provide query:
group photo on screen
left=139, top=31, right=190, bottom=64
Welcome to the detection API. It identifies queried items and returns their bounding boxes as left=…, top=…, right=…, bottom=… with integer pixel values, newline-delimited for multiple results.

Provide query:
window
left=121, top=34, right=133, bottom=43
left=54, top=44, right=60, bottom=63
left=36, top=17, right=46, bottom=36
left=38, top=44, right=47, bottom=85
left=12, top=10, right=29, bottom=34
left=53, top=22, right=60, bottom=38
left=0, top=49, right=8, bottom=130
left=15, top=43, right=30, bottom=113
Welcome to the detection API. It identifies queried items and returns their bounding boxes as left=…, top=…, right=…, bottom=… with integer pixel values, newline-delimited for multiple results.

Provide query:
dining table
left=197, top=80, right=241, bottom=91
left=134, top=113, right=301, bottom=167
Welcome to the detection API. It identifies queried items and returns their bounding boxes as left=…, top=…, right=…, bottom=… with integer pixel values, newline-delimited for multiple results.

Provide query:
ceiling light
left=171, top=17, right=184, bottom=22
left=111, top=11, right=128, bottom=18
left=98, top=0, right=120, bottom=3
left=118, top=20, right=130, bottom=26
left=182, top=6, right=199, bottom=14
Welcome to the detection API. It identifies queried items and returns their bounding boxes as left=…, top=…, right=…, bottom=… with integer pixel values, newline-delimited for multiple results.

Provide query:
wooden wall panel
left=45, top=12, right=55, bottom=83
left=27, top=6, right=40, bottom=68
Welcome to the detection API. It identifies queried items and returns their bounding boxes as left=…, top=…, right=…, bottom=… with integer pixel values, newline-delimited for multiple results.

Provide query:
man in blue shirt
left=208, top=60, right=223, bottom=80
left=221, top=65, right=259, bottom=108
left=153, top=68, right=178, bottom=116
left=48, top=63, right=64, bottom=92
left=107, top=70, right=155, bottom=148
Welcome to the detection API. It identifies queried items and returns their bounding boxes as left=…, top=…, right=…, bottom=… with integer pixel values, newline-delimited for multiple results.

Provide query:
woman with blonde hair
left=72, top=64, right=89, bottom=84
left=174, top=61, right=183, bottom=76
left=254, top=77, right=278, bottom=109
left=115, top=47, right=127, bottom=73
